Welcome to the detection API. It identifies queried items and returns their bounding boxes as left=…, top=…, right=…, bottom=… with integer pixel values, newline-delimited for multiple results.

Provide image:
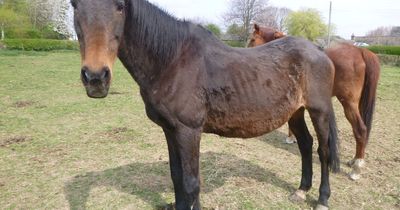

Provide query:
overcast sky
left=149, top=0, right=400, bottom=39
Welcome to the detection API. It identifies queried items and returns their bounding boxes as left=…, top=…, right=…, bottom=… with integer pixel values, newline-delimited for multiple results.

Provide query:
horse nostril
left=81, top=67, right=90, bottom=84
left=101, top=67, right=111, bottom=81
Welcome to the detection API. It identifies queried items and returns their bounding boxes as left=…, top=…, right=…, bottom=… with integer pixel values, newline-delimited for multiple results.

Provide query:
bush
left=41, top=25, right=66, bottom=40
left=1, top=39, right=79, bottom=51
left=367, top=46, right=400, bottom=56
left=26, top=29, right=42, bottom=39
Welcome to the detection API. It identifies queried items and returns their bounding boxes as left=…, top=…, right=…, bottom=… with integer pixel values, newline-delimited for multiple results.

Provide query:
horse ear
left=254, top=24, right=260, bottom=32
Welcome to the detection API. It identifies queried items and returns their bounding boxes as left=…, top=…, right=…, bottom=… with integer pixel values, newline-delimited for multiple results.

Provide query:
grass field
left=0, top=50, right=399, bottom=209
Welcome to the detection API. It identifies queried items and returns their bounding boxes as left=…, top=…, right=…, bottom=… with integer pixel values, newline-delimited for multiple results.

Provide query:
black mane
left=125, top=0, right=190, bottom=65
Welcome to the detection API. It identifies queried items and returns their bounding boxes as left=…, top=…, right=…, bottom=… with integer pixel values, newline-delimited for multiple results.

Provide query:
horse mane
left=125, top=0, right=190, bottom=65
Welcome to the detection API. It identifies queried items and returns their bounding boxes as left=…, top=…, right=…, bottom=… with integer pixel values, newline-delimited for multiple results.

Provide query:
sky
left=149, top=0, right=400, bottom=39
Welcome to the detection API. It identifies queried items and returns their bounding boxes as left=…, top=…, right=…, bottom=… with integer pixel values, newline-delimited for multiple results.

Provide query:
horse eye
left=116, top=1, right=125, bottom=11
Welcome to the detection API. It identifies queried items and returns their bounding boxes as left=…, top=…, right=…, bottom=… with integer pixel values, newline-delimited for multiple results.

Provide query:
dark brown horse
left=71, top=0, right=340, bottom=209
left=249, top=25, right=380, bottom=180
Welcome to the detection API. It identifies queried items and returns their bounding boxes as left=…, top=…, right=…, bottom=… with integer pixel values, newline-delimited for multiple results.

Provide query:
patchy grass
left=0, top=51, right=399, bottom=209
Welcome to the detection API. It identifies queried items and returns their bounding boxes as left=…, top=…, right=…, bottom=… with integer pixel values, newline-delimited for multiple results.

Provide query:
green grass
left=0, top=51, right=399, bottom=209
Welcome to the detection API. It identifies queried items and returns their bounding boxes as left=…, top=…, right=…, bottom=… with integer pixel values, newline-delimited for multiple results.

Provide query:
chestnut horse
left=249, top=25, right=380, bottom=180
left=248, top=24, right=285, bottom=47
left=71, top=0, right=340, bottom=209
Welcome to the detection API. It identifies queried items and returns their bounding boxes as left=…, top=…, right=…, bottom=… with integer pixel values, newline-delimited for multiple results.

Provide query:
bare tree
left=29, top=0, right=53, bottom=29
left=274, top=7, right=291, bottom=32
left=255, top=6, right=291, bottom=32
left=223, top=0, right=269, bottom=41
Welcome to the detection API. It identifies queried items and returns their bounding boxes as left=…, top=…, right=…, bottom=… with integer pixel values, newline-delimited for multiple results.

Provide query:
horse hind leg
left=288, top=108, right=313, bottom=203
left=341, top=101, right=368, bottom=180
left=307, top=103, right=339, bottom=209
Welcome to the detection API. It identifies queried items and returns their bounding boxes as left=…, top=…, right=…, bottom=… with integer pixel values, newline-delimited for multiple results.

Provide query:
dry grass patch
left=13, top=100, right=35, bottom=108
left=0, top=135, right=31, bottom=147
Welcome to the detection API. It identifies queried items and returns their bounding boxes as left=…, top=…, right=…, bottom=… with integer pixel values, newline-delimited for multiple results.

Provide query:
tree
left=0, top=0, right=73, bottom=39
left=255, top=6, right=291, bottom=32
left=50, top=0, right=74, bottom=39
left=223, top=0, right=269, bottom=41
left=28, top=0, right=73, bottom=39
left=205, top=23, right=222, bottom=38
left=226, top=23, right=243, bottom=38
left=0, top=0, right=30, bottom=39
left=0, top=7, right=18, bottom=40
left=284, top=8, right=328, bottom=41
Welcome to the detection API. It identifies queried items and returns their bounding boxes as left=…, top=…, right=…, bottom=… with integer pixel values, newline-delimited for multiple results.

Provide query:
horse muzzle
left=81, top=66, right=111, bottom=98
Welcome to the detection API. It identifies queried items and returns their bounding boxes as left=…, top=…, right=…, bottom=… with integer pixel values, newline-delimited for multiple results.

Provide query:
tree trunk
left=1, top=23, right=4, bottom=40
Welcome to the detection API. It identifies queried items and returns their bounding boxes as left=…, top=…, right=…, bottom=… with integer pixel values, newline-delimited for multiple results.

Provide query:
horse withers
left=72, top=0, right=340, bottom=209
left=249, top=24, right=381, bottom=180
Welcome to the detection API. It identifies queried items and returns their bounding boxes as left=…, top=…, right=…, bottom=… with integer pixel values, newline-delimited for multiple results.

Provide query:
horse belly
left=203, top=83, right=302, bottom=138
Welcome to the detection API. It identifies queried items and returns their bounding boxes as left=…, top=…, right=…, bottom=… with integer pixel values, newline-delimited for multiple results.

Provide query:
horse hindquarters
left=328, top=45, right=380, bottom=180
left=347, top=48, right=380, bottom=180
left=303, top=49, right=339, bottom=208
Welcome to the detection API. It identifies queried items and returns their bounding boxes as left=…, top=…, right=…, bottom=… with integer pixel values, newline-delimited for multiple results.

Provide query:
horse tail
left=328, top=104, right=340, bottom=173
left=360, top=48, right=381, bottom=142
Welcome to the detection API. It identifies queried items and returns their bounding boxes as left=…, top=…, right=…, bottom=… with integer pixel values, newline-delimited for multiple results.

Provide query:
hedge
left=0, top=39, right=79, bottom=51
left=377, top=54, right=400, bottom=67
left=367, top=45, right=400, bottom=56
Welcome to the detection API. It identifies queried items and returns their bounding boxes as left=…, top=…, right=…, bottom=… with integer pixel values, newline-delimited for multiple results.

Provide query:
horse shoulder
left=143, top=52, right=208, bottom=130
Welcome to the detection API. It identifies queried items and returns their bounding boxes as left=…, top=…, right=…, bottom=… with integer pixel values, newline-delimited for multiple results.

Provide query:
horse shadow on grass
left=259, top=130, right=301, bottom=157
left=64, top=151, right=303, bottom=210
left=259, top=130, right=330, bottom=169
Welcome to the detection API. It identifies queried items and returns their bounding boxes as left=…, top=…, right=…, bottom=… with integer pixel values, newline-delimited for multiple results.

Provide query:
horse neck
left=118, top=0, right=190, bottom=88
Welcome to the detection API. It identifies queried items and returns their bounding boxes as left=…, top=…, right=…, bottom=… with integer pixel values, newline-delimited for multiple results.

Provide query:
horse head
left=72, top=0, right=126, bottom=98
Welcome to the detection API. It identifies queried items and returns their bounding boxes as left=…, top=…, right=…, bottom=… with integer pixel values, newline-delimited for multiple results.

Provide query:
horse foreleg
left=342, top=101, right=368, bottom=180
left=164, top=127, right=201, bottom=210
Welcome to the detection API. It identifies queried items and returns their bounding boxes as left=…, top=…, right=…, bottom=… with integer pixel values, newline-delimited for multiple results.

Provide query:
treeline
left=0, top=0, right=72, bottom=40
left=202, top=0, right=331, bottom=47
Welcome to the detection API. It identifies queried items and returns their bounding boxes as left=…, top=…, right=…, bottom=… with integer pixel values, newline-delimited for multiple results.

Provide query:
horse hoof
left=349, top=172, right=361, bottom=181
left=289, top=190, right=306, bottom=202
left=285, top=137, right=297, bottom=144
left=349, top=159, right=365, bottom=180
left=347, top=159, right=355, bottom=167
left=315, top=204, right=329, bottom=210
